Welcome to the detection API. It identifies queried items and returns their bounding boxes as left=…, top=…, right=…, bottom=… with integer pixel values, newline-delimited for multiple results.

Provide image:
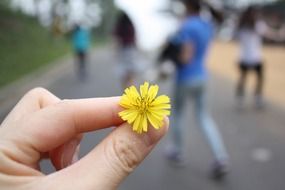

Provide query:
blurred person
left=0, top=88, right=168, bottom=190
left=72, top=24, right=90, bottom=81
left=235, top=6, right=278, bottom=108
left=113, top=11, right=137, bottom=89
left=165, top=0, right=229, bottom=179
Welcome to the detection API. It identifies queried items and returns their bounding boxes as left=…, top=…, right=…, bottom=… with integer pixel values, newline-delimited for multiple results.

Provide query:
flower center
left=136, top=97, right=150, bottom=114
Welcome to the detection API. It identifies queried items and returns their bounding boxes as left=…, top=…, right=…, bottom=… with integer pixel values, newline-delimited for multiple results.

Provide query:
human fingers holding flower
left=0, top=82, right=170, bottom=190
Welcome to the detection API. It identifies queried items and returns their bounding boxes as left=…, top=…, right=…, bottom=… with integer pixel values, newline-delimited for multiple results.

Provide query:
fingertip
left=143, top=117, right=169, bottom=147
left=164, top=116, right=170, bottom=131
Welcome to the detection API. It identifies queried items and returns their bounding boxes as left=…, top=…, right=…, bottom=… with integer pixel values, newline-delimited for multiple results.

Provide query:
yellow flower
left=119, top=82, right=171, bottom=134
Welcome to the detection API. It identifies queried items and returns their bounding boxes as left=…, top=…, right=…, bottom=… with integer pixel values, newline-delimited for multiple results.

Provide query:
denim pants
left=171, top=80, right=229, bottom=162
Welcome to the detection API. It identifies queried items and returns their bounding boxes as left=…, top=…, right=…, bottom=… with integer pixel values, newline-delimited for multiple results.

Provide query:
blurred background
left=0, top=0, right=285, bottom=189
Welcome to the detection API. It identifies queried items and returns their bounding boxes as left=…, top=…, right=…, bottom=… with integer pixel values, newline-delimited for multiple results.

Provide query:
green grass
left=0, top=6, right=70, bottom=87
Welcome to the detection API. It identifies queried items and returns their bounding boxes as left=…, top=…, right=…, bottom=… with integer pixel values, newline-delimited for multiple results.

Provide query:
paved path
left=1, top=45, right=285, bottom=190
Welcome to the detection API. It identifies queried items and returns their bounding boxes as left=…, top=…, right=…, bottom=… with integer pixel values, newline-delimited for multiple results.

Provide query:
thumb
left=52, top=118, right=169, bottom=190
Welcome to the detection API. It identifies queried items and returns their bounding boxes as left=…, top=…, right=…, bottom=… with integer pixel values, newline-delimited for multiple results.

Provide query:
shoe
left=211, top=160, right=229, bottom=180
left=164, top=147, right=185, bottom=167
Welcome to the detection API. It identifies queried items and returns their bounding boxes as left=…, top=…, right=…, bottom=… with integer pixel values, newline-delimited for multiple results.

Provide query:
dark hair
left=182, top=0, right=223, bottom=24
left=183, top=0, right=201, bottom=13
left=73, top=24, right=80, bottom=33
left=238, top=6, right=257, bottom=30
left=118, top=12, right=132, bottom=27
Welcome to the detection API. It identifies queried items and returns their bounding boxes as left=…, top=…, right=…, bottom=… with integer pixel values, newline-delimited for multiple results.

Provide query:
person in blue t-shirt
left=72, top=24, right=90, bottom=80
left=166, top=0, right=229, bottom=179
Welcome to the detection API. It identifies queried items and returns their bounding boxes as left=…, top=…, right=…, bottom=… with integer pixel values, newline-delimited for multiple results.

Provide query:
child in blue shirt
left=72, top=24, right=90, bottom=80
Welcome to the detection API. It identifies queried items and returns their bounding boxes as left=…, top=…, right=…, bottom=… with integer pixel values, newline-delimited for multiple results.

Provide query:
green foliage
left=0, top=5, right=69, bottom=87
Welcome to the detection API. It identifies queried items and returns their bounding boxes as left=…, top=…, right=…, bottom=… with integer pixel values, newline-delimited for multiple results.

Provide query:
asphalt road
left=1, top=46, right=285, bottom=190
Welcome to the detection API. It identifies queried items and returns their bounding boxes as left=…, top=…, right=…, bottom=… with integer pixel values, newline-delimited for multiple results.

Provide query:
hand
left=0, top=88, right=168, bottom=190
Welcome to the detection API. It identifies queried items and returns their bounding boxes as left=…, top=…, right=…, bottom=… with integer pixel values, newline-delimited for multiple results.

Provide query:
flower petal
left=120, top=95, right=135, bottom=109
left=147, top=112, right=163, bottom=129
left=140, top=82, right=149, bottom=97
left=149, top=111, right=164, bottom=122
left=148, top=84, right=159, bottom=101
left=119, top=109, right=139, bottom=124
left=151, top=95, right=170, bottom=105
left=142, top=114, right=148, bottom=132
left=133, top=114, right=142, bottom=133
left=124, top=86, right=140, bottom=105
left=149, top=104, right=171, bottom=109
left=149, top=109, right=171, bottom=116
left=129, top=86, right=140, bottom=99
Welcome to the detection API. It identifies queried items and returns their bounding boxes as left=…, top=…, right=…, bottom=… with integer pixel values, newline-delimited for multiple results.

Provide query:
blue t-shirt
left=73, top=27, right=90, bottom=52
left=172, top=16, right=213, bottom=83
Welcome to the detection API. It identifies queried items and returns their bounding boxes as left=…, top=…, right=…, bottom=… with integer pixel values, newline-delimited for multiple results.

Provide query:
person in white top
left=236, top=6, right=268, bottom=108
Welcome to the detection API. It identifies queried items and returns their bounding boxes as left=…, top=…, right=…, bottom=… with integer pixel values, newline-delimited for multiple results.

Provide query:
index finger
left=21, top=97, right=124, bottom=152
left=1, top=88, right=60, bottom=126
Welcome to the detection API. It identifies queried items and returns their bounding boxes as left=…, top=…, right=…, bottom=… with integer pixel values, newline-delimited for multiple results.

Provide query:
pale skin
left=180, top=42, right=194, bottom=64
left=0, top=88, right=168, bottom=190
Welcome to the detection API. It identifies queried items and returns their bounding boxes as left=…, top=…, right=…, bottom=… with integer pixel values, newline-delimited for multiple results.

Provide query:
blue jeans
left=171, top=80, right=229, bottom=162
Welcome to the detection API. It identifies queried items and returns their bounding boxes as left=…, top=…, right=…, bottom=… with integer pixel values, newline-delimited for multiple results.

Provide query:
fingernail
left=72, top=144, right=80, bottom=164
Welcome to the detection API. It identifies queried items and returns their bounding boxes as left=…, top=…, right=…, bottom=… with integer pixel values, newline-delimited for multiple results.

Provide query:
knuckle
left=54, top=100, right=74, bottom=117
left=56, top=99, right=72, bottom=109
left=51, top=99, right=76, bottom=130
left=106, top=137, right=142, bottom=174
left=26, top=87, right=48, bottom=97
